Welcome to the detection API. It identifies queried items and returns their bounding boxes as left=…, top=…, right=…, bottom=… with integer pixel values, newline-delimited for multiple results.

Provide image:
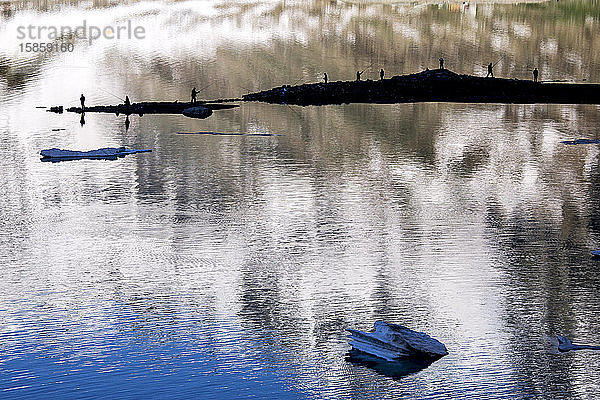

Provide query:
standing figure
left=380, top=68, right=384, bottom=80
left=486, top=63, right=494, bottom=78
left=124, top=96, right=131, bottom=107
left=191, top=87, right=198, bottom=103
left=80, top=94, right=85, bottom=110
left=439, top=57, right=444, bottom=69
left=533, top=68, right=539, bottom=83
left=323, top=73, right=328, bottom=84
left=356, top=71, right=362, bottom=81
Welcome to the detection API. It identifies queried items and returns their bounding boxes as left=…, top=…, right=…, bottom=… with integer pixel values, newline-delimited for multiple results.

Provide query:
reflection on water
left=346, top=350, right=435, bottom=380
left=2, top=0, right=600, bottom=399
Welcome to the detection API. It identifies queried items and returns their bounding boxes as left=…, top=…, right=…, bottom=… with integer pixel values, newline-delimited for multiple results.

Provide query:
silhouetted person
left=80, top=112, right=85, bottom=127
left=533, top=68, right=539, bottom=83
left=80, top=94, right=85, bottom=110
left=380, top=69, right=384, bottom=80
left=439, top=57, right=444, bottom=69
left=191, top=87, right=198, bottom=103
left=323, top=73, right=328, bottom=83
left=125, top=115, right=130, bottom=131
left=356, top=71, right=362, bottom=81
left=124, top=96, right=131, bottom=107
left=486, top=63, right=494, bottom=78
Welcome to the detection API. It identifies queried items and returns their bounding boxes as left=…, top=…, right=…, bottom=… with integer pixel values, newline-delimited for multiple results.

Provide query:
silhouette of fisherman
left=356, top=71, right=363, bottom=81
left=80, top=93, right=85, bottom=110
left=486, top=63, right=494, bottom=78
left=380, top=68, right=384, bottom=80
left=124, top=96, right=131, bottom=107
left=323, top=72, right=328, bottom=83
left=439, top=57, right=444, bottom=69
left=533, top=68, right=539, bottom=83
left=191, top=87, right=198, bottom=103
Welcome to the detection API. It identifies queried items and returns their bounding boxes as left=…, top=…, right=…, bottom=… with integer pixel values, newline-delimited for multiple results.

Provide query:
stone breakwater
left=242, top=69, right=600, bottom=106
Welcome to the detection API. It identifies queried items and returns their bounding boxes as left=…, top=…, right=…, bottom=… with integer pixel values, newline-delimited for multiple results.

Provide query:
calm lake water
left=2, top=0, right=600, bottom=398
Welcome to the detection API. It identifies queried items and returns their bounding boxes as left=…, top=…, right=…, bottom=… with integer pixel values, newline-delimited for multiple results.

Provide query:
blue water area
left=1, top=314, right=301, bottom=399
left=3, top=346, right=300, bottom=399
left=3, top=0, right=600, bottom=398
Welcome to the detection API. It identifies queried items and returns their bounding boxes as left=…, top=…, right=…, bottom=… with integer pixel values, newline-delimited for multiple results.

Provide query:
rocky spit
left=243, top=69, right=600, bottom=106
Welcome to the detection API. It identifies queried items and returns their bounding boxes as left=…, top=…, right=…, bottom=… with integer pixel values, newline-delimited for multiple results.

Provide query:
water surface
left=2, top=0, right=600, bottom=398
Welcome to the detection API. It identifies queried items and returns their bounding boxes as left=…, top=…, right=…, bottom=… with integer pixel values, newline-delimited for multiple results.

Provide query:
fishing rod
left=492, top=54, right=506, bottom=68
left=98, top=87, right=125, bottom=102
left=197, top=82, right=213, bottom=92
left=481, top=54, right=506, bottom=70
left=291, top=75, right=305, bottom=86
left=360, top=61, right=375, bottom=74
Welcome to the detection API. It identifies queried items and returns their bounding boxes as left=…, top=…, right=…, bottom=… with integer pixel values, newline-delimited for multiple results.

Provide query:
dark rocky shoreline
left=242, top=69, right=600, bottom=106
left=61, top=101, right=239, bottom=118
left=48, top=69, right=600, bottom=118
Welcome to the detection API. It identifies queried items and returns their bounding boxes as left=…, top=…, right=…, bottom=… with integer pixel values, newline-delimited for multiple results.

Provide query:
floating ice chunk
left=561, top=138, right=600, bottom=145
left=557, top=336, right=600, bottom=352
left=40, top=147, right=151, bottom=162
left=347, top=321, right=448, bottom=361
